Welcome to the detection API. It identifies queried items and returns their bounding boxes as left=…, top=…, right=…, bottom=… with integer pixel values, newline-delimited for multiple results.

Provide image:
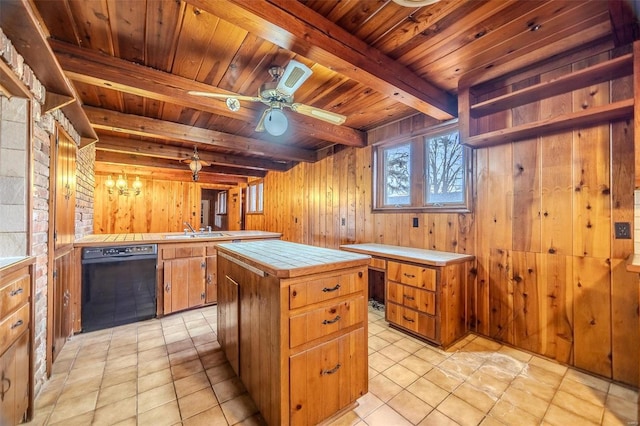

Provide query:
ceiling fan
left=188, top=60, right=346, bottom=136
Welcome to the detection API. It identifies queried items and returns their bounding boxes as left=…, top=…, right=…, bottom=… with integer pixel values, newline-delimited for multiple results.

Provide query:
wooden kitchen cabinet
left=0, top=258, right=34, bottom=426
left=216, top=240, right=370, bottom=426
left=52, top=249, right=74, bottom=362
left=205, top=246, right=217, bottom=304
left=341, top=244, right=475, bottom=348
left=160, top=245, right=206, bottom=315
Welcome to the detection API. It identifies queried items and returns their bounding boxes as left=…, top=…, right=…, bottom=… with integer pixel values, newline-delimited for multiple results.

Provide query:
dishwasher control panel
left=82, top=244, right=157, bottom=259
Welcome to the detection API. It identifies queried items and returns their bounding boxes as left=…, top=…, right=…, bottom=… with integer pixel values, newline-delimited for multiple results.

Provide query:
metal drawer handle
left=11, top=319, right=23, bottom=329
left=402, top=315, right=415, bottom=323
left=321, top=363, right=341, bottom=375
left=322, top=315, right=341, bottom=325
left=403, top=273, right=416, bottom=279
left=403, top=294, right=415, bottom=301
left=9, top=288, right=23, bottom=297
left=322, top=284, right=341, bottom=293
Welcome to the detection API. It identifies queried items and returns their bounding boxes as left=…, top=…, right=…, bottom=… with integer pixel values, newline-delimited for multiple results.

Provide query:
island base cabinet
left=290, top=328, right=367, bottom=425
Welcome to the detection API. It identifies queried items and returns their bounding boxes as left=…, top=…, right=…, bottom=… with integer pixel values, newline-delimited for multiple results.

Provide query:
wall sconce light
left=105, top=174, right=142, bottom=196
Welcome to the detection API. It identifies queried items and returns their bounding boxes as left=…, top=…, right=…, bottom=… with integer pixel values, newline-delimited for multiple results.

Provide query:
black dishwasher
left=81, top=244, right=157, bottom=332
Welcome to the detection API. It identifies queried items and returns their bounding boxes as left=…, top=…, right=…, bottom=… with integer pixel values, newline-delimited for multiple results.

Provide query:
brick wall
left=0, top=27, right=90, bottom=396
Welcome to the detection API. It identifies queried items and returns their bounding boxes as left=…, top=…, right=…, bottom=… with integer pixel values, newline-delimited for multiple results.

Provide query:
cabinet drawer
left=290, top=296, right=365, bottom=348
left=387, top=281, right=435, bottom=315
left=369, top=257, right=386, bottom=270
left=386, top=302, right=436, bottom=341
left=0, top=274, right=30, bottom=318
left=290, top=328, right=367, bottom=425
left=289, top=270, right=365, bottom=309
left=0, top=303, right=29, bottom=355
left=387, top=261, right=436, bottom=291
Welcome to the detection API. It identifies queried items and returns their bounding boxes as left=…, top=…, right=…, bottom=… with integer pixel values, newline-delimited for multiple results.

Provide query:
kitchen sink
left=163, top=232, right=225, bottom=239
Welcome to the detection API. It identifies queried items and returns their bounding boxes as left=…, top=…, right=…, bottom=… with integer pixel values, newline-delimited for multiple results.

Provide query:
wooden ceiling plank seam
left=95, top=135, right=290, bottom=172
left=196, top=18, right=248, bottom=87
left=85, top=105, right=318, bottom=163
left=459, top=21, right=614, bottom=88
left=52, top=39, right=365, bottom=147
left=354, top=2, right=417, bottom=46
left=171, top=4, right=219, bottom=80
left=144, top=0, right=185, bottom=71
left=394, top=0, right=539, bottom=70
left=106, top=0, right=146, bottom=64
left=418, top=2, right=611, bottom=88
left=186, top=0, right=457, bottom=119
left=374, top=0, right=480, bottom=54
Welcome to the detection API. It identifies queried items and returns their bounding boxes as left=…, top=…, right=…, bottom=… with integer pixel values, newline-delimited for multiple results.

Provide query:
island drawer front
left=386, top=302, right=436, bottom=341
left=289, top=295, right=365, bottom=348
left=289, top=270, right=365, bottom=309
left=387, top=261, right=436, bottom=290
left=0, top=302, right=30, bottom=356
left=387, top=282, right=435, bottom=315
left=290, top=327, right=367, bottom=425
left=0, top=273, right=30, bottom=319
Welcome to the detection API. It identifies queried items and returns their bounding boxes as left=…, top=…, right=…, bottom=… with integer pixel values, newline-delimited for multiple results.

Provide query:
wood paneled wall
left=94, top=174, right=202, bottom=234
left=246, top=54, right=638, bottom=386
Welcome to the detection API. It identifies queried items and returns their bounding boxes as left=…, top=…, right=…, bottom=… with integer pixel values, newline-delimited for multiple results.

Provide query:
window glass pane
left=383, top=143, right=411, bottom=206
left=425, top=131, right=464, bottom=204
left=257, top=182, right=263, bottom=211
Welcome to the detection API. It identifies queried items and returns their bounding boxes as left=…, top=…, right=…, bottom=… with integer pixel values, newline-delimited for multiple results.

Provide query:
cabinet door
left=163, top=257, right=205, bottom=314
left=53, top=251, right=73, bottom=362
left=205, top=255, right=217, bottom=304
left=0, top=339, right=17, bottom=425
left=218, top=276, right=239, bottom=375
left=13, top=332, right=29, bottom=424
left=53, top=130, right=76, bottom=250
left=290, top=328, right=367, bottom=425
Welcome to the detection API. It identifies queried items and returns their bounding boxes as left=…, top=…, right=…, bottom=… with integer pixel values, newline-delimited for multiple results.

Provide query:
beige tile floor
left=26, top=305, right=638, bottom=426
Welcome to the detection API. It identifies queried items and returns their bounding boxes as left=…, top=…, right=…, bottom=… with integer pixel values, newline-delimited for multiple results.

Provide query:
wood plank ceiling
left=30, top=0, right=631, bottom=185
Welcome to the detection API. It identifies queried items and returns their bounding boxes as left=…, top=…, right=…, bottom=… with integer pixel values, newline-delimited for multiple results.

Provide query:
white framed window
left=216, top=191, right=227, bottom=215
left=246, top=180, right=263, bottom=214
left=373, top=121, right=470, bottom=212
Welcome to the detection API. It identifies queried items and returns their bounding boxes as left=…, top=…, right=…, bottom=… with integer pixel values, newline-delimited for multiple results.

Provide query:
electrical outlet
left=614, top=222, right=631, bottom=239
left=341, top=218, right=346, bottom=226
left=412, top=217, right=419, bottom=228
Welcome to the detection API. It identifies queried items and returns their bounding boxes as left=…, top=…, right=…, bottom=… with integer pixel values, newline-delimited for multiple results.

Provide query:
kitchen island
left=216, top=240, right=370, bottom=426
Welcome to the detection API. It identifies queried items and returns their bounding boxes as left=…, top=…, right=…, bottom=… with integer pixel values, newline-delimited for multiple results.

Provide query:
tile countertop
left=74, top=230, right=282, bottom=247
left=216, top=240, right=371, bottom=278
left=340, top=243, right=475, bottom=267
left=0, top=256, right=35, bottom=272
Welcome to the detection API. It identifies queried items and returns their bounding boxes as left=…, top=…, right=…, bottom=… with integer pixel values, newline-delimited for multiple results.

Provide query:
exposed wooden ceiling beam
left=608, top=0, right=640, bottom=47
left=185, top=0, right=457, bottom=120
left=94, top=135, right=291, bottom=172
left=94, top=162, right=239, bottom=187
left=95, top=151, right=251, bottom=183
left=85, top=106, right=317, bottom=163
left=50, top=39, right=366, bottom=148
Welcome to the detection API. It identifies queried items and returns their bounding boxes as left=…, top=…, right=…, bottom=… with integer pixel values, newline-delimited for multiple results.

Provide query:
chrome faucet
left=183, top=221, right=196, bottom=233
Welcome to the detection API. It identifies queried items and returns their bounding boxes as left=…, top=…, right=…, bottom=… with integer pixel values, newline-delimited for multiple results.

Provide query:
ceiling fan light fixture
left=264, top=108, right=288, bottom=136
left=276, top=59, right=312, bottom=96
left=391, top=0, right=440, bottom=6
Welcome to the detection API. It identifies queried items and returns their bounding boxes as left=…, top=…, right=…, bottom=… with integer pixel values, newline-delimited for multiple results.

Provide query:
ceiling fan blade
left=255, top=108, right=269, bottom=132
left=187, top=91, right=262, bottom=102
left=291, top=103, right=346, bottom=125
left=276, top=60, right=312, bottom=96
